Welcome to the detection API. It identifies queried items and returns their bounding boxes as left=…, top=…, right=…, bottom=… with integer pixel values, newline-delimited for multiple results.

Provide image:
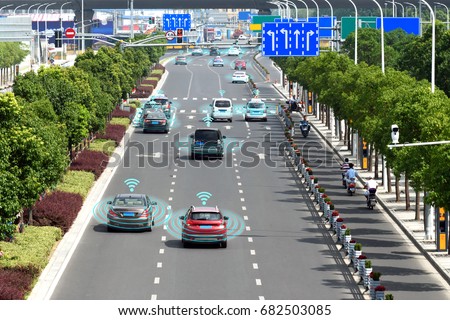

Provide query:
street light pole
left=296, top=0, right=310, bottom=20
left=286, top=0, right=299, bottom=21
left=44, top=2, right=56, bottom=64
left=27, top=3, right=41, bottom=15
left=435, top=2, right=449, bottom=30
left=130, top=0, right=134, bottom=39
left=308, top=0, right=320, bottom=22
left=405, top=2, right=418, bottom=17
left=60, top=2, right=71, bottom=31
left=13, top=4, right=28, bottom=15
left=420, top=0, right=435, bottom=93
left=0, top=5, right=13, bottom=13
left=371, top=0, right=385, bottom=74
left=348, top=0, right=358, bottom=65
left=81, top=0, right=85, bottom=52
left=36, top=3, right=49, bottom=65
left=322, top=0, right=334, bottom=51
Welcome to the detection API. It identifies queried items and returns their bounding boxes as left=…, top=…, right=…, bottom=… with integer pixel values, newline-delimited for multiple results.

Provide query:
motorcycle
left=300, top=123, right=310, bottom=138
left=366, top=188, right=377, bottom=209
left=341, top=172, right=347, bottom=188
left=347, top=178, right=356, bottom=196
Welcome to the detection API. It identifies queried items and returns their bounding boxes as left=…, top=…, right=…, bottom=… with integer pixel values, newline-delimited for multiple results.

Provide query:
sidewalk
left=270, top=78, right=450, bottom=288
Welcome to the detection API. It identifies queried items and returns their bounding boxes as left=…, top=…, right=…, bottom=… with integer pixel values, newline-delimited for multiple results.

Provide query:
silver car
left=107, top=194, right=157, bottom=231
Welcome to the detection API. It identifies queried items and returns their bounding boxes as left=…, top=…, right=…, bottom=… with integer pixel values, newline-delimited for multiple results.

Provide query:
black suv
left=190, top=128, right=226, bottom=159
left=209, top=47, right=220, bottom=56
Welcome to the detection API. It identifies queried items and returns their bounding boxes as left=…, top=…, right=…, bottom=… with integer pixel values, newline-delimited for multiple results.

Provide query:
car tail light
left=109, top=209, right=118, bottom=217
left=145, top=119, right=151, bottom=123
left=141, top=209, right=149, bottom=218
left=160, top=120, right=166, bottom=125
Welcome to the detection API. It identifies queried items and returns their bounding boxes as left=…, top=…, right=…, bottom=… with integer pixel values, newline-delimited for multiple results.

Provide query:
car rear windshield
left=114, top=197, right=146, bottom=206
left=195, top=130, right=220, bottom=141
left=215, top=100, right=231, bottom=108
left=248, top=103, right=265, bottom=109
left=190, top=212, right=222, bottom=220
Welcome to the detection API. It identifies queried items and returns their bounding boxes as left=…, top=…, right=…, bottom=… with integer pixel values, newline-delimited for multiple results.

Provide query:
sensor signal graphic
left=124, top=178, right=140, bottom=192
left=202, top=115, right=213, bottom=127
left=196, top=191, right=212, bottom=205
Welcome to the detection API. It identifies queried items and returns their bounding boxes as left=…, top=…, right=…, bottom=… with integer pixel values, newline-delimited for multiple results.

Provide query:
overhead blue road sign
left=162, top=14, right=191, bottom=31
left=307, top=16, right=336, bottom=38
left=274, top=18, right=295, bottom=22
left=262, top=22, right=319, bottom=57
left=376, top=17, right=420, bottom=36
left=238, top=11, right=252, bottom=21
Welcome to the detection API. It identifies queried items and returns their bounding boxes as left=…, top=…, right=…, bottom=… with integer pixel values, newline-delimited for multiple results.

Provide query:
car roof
left=115, top=194, right=146, bottom=198
left=249, top=98, right=264, bottom=103
left=195, top=127, right=221, bottom=132
left=213, top=97, right=232, bottom=101
left=191, top=206, right=220, bottom=213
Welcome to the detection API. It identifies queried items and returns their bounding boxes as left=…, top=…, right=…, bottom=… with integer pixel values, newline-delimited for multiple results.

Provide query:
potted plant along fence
left=374, top=285, right=386, bottom=300
left=357, top=254, right=367, bottom=275
left=364, top=260, right=373, bottom=288
left=369, top=271, right=382, bottom=299
left=385, top=293, right=394, bottom=300
left=353, top=243, right=362, bottom=268
left=339, top=224, right=347, bottom=243
left=335, top=217, right=344, bottom=234
left=348, top=239, right=356, bottom=257
left=343, top=228, right=351, bottom=250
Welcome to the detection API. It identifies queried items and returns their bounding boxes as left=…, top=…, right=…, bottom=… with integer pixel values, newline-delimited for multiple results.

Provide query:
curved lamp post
left=36, top=3, right=49, bottom=65
left=296, top=0, right=310, bottom=20
left=420, top=0, right=435, bottom=93
left=13, top=4, right=28, bottom=15
left=371, top=0, right=385, bottom=74
left=308, top=0, right=320, bottom=22
left=405, top=2, right=418, bottom=17
left=286, top=0, right=299, bottom=21
left=322, top=0, right=334, bottom=50
left=0, top=5, right=13, bottom=13
left=28, top=3, right=41, bottom=14
left=348, top=0, right=358, bottom=64
left=269, top=1, right=284, bottom=18
left=44, top=2, right=56, bottom=64
left=60, top=2, right=71, bottom=30
left=434, top=2, right=449, bottom=30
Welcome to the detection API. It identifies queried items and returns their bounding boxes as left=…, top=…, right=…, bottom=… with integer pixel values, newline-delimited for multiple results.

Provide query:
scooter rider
left=345, top=163, right=357, bottom=186
left=340, top=158, right=350, bottom=186
left=299, top=115, right=311, bottom=132
left=364, top=177, right=378, bottom=200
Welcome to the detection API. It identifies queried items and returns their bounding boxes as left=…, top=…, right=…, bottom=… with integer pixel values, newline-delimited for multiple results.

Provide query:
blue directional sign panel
left=376, top=17, right=420, bottom=36
left=262, top=22, right=319, bottom=57
left=162, top=14, right=191, bottom=31
left=307, top=17, right=336, bottom=38
left=274, top=18, right=295, bottom=22
left=238, top=11, right=252, bottom=21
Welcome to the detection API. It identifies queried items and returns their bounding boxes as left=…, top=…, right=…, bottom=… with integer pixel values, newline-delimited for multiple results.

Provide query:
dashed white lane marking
left=191, top=110, right=196, bottom=113
left=266, top=126, right=271, bottom=130
left=186, top=125, right=193, bottom=129
left=246, top=226, right=251, bottom=231
left=253, top=263, right=258, bottom=269
left=159, top=249, right=165, bottom=254
left=245, top=122, right=249, bottom=128
left=237, top=182, right=242, bottom=186
left=240, top=198, right=245, bottom=202
left=188, top=115, right=195, bottom=119
left=174, top=169, right=178, bottom=172
left=171, top=181, right=175, bottom=185
left=235, top=169, right=239, bottom=173
left=193, top=97, right=198, bottom=100
left=202, top=110, right=208, bottom=113
left=170, top=189, right=174, bottom=192
left=168, top=197, right=173, bottom=201
left=234, top=164, right=238, bottom=167
left=173, top=175, right=177, bottom=178
left=161, top=236, right=166, bottom=241
left=173, top=97, right=178, bottom=100
left=180, top=110, right=185, bottom=113
left=203, top=98, right=207, bottom=100
left=183, top=97, right=188, bottom=100
left=239, top=190, right=243, bottom=193
left=248, top=237, right=253, bottom=242
left=163, top=225, right=167, bottom=230
left=256, top=279, right=262, bottom=286
left=250, top=250, right=256, bottom=255
left=154, top=277, right=160, bottom=284
left=243, top=216, right=248, bottom=220
left=259, top=296, right=265, bottom=300
left=151, top=294, right=157, bottom=300
left=236, top=176, right=241, bottom=179
left=246, top=136, right=250, bottom=139
left=242, top=206, right=247, bottom=210
left=242, top=98, right=246, bottom=101
left=157, top=262, right=162, bottom=268
left=259, top=153, right=265, bottom=160
left=232, top=98, right=237, bottom=101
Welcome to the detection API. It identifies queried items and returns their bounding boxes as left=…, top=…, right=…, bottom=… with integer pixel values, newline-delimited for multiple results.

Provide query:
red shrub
left=135, top=86, right=154, bottom=97
left=96, top=124, right=126, bottom=146
left=130, top=91, right=151, bottom=99
left=29, top=191, right=83, bottom=233
left=70, top=150, right=109, bottom=178
left=154, top=64, right=165, bottom=71
left=0, top=267, right=36, bottom=300
left=111, top=106, right=135, bottom=118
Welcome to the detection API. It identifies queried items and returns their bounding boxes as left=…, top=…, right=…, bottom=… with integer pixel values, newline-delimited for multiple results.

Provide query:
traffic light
left=176, top=28, right=183, bottom=43
left=55, top=30, right=62, bottom=48
left=148, top=17, right=155, bottom=24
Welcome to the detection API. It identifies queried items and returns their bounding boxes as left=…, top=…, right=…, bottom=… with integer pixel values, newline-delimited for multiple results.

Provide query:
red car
left=234, top=59, right=246, bottom=70
left=180, top=206, right=229, bottom=248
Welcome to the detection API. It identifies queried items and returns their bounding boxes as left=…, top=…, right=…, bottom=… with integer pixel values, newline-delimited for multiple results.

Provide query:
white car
left=238, top=34, right=248, bottom=40
left=232, top=71, right=249, bottom=83
left=192, top=46, right=203, bottom=56
left=227, top=47, right=240, bottom=56
left=244, top=98, right=267, bottom=122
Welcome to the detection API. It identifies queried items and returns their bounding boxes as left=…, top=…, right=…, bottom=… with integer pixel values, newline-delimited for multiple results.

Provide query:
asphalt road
left=50, top=48, right=450, bottom=300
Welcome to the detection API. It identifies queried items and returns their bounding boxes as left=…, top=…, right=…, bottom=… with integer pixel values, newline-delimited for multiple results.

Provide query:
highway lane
left=51, top=50, right=361, bottom=300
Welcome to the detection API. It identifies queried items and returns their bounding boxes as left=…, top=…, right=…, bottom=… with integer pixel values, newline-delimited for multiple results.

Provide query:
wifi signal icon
left=124, top=178, right=140, bottom=192
left=219, top=89, right=226, bottom=97
left=202, top=115, right=213, bottom=127
left=196, top=191, right=212, bottom=205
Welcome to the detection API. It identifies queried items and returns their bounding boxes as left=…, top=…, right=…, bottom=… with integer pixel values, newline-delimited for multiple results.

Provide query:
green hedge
left=110, top=117, right=130, bottom=127
left=55, top=170, right=96, bottom=199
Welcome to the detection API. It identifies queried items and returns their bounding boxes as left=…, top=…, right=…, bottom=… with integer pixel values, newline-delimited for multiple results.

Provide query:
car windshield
left=190, top=212, right=222, bottom=220
left=215, top=100, right=231, bottom=108
left=114, top=197, right=146, bottom=207
left=248, top=103, right=265, bottom=109
left=195, top=130, right=220, bottom=141
left=152, top=98, right=168, bottom=105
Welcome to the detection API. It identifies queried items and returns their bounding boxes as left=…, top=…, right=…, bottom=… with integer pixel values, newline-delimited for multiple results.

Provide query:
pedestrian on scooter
left=345, top=163, right=357, bottom=181
left=340, top=158, right=350, bottom=187
left=364, top=177, right=378, bottom=200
